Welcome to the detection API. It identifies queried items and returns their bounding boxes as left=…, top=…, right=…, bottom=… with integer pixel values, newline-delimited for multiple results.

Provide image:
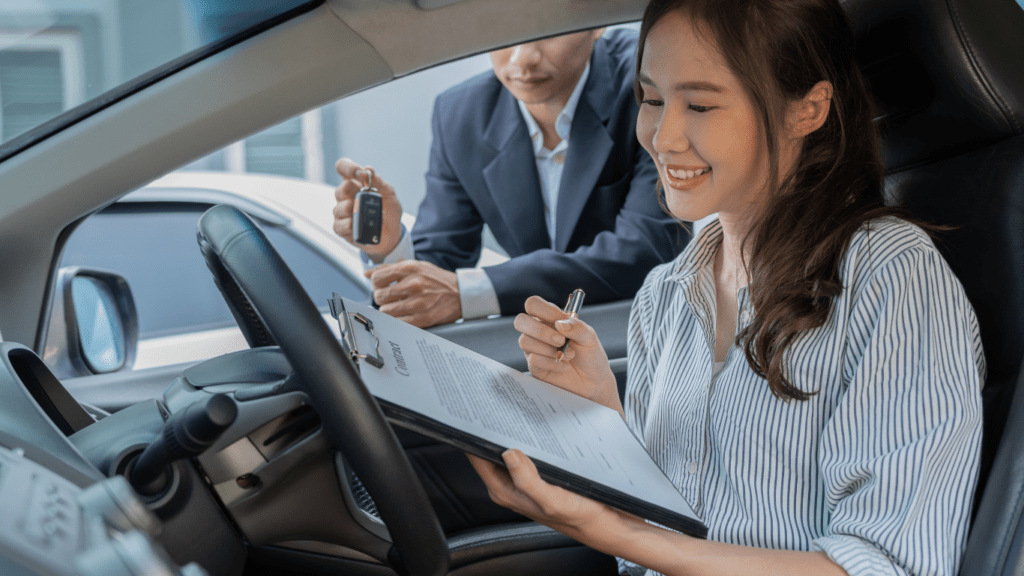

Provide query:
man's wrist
left=365, top=249, right=389, bottom=265
left=363, top=237, right=401, bottom=263
left=361, top=225, right=412, bottom=269
left=455, top=268, right=501, bottom=320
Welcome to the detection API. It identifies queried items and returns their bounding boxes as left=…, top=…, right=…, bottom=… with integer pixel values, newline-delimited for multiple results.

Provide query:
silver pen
left=555, top=289, right=585, bottom=362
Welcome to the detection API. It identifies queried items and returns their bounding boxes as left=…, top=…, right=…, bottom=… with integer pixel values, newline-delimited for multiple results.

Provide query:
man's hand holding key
left=333, top=157, right=463, bottom=328
left=333, top=158, right=404, bottom=262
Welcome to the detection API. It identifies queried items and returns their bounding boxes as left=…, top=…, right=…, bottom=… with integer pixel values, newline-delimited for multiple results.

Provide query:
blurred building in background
left=0, top=0, right=491, bottom=211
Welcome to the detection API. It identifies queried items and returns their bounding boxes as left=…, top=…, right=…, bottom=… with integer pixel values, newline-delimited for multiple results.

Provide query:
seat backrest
left=843, top=0, right=1024, bottom=572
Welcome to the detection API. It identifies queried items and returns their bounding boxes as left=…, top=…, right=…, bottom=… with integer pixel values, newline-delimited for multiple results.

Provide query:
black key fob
left=353, top=169, right=383, bottom=245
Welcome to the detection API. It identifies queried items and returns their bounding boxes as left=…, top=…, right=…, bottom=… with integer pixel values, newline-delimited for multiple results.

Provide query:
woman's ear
left=787, top=80, right=833, bottom=139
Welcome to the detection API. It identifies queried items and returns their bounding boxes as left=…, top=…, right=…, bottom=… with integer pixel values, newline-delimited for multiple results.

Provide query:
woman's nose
left=653, top=106, right=690, bottom=155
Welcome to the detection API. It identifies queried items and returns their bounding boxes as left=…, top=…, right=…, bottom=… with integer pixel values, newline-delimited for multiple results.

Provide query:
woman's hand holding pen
left=475, top=295, right=682, bottom=568
left=513, top=295, right=624, bottom=417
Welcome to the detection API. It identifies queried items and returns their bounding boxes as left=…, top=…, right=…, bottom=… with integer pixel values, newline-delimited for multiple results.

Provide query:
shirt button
left=686, top=461, right=699, bottom=474
left=553, top=152, right=565, bottom=164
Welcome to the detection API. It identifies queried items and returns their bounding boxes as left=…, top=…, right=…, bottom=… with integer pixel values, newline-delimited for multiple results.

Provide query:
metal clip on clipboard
left=328, top=293, right=385, bottom=369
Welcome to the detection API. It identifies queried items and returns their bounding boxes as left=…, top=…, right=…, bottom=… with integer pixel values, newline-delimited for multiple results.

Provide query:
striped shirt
left=623, top=217, right=985, bottom=576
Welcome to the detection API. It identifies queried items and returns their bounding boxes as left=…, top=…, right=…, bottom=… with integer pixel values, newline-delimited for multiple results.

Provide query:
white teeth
left=668, top=168, right=709, bottom=180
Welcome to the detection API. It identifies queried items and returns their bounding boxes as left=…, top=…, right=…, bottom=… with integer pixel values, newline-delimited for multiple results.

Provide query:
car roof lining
left=328, top=0, right=645, bottom=77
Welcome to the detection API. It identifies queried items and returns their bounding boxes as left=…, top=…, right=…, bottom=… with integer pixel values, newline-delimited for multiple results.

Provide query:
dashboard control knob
left=131, top=393, right=238, bottom=496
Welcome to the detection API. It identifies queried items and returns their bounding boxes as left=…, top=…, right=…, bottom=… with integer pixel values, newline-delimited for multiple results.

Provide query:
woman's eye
left=688, top=104, right=715, bottom=113
left=641, top=98, right=664, bottom=107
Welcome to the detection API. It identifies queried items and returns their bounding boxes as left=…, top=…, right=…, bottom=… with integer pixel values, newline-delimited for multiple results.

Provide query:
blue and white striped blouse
left=624, top=217, right=985, bottom=576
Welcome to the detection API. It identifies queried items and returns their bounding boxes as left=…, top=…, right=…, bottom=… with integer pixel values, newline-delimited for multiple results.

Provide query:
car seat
left=842, top=0, right=1024, bottom=572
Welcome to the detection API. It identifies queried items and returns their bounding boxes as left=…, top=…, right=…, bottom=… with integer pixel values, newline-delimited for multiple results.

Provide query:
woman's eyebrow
left=638, top=73, right=726, bottom=93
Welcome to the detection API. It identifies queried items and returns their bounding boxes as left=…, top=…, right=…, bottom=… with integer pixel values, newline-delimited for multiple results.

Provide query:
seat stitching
left=449, top=533, right=573, bottom=554
left=944, top=0, right=1020, bottom=133
left=449, top=525, right=563, bottom=551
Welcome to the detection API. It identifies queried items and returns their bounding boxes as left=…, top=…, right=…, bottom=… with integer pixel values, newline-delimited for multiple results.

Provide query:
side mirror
left=42, top=267, right=138, bottom=378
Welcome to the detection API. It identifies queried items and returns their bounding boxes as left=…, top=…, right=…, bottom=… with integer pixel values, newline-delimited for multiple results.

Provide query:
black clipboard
left=327, top=293, right=708, bottom=540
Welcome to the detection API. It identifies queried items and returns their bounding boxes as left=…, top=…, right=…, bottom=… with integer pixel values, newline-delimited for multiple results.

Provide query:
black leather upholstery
left=447, top=522, right=588, bottom=569
left=963, top=364, right=1024, bottom=575
left=196, top=205, right=449, bottom=576
left=846, top=0, right=1024, bottom=172
left=888, top=137, right=1024, bottom=496
left=844, top=0, right=1024, bottom=573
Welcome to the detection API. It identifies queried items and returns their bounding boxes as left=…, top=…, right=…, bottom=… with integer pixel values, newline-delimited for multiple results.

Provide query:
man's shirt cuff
left=360, top=224, right=414, bottom=271
left=456, top=268, right=501, bottom=320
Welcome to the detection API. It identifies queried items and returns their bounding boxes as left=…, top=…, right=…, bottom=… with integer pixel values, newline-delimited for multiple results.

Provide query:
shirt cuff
left=456, top=268, right=501, bottom=320
left=360, top=224, right=414, bottom=271
left=811, top=534, right=904, bottom=576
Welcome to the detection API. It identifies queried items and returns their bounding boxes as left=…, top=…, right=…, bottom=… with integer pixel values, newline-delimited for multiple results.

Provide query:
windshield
left=0, top=0, right=317, bottom=154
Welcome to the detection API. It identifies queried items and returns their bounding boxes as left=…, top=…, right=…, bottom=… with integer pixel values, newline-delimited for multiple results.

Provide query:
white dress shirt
left=621, top=217, right=985, bottom=576
left=363, top=64, right=592, bottom=321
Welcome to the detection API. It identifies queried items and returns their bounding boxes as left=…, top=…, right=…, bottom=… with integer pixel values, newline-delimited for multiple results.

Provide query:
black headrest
left=845, top=0, right=1024, bottom=172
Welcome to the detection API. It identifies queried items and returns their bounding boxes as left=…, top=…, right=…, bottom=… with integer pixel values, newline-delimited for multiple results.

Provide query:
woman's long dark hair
left=636, top=0, right=907, bottom=401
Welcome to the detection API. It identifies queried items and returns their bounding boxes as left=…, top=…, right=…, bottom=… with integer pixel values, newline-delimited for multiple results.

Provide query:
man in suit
left=333, top=28, right=686, bottom=328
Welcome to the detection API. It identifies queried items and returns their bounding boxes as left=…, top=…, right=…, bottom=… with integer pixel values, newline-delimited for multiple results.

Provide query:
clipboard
left=327, top=293, right=708, bottom=540
left=328, top=293, right=384, bottom=369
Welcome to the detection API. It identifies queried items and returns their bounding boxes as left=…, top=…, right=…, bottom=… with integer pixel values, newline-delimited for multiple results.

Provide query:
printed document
left=343, top=297, right=701, bottom=527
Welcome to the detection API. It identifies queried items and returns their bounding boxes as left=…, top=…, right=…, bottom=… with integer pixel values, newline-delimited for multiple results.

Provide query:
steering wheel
left=195, top=204, right=449, bottom=576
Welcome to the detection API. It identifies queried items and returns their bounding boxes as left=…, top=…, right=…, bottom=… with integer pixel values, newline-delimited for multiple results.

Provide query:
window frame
left=0, top=31, right=86, bottom=140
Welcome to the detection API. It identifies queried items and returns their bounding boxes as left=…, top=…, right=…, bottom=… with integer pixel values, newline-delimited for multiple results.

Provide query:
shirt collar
left=517, top=62, right=591, bottom=155
left=669, top=218, right=754, bottom=322
left=669, top=217, right=724, bottom=283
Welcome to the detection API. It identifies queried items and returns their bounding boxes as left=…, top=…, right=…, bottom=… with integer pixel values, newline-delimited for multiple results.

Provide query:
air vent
left=247, top=405, right=320, bottom=460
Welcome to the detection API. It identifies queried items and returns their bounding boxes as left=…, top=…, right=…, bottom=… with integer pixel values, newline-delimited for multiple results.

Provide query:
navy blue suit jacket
left=412, top=30, right=688, bottom=314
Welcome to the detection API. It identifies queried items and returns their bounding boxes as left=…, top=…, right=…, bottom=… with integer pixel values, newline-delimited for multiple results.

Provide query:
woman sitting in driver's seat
left=470, top=0, right=984, bottom=574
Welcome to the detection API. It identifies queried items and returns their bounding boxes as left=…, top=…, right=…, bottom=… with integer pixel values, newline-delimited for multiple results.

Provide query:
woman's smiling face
left=636, top=11, right=771, bottom=225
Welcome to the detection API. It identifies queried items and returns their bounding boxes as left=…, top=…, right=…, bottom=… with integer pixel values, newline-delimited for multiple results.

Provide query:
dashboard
left=0, top=342, right=232, bottom=576
left=0, top=444, right=204, bottom=576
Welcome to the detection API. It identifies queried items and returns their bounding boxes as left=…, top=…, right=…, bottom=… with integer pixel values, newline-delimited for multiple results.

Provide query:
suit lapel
left=554, top=39, right=618, bottom=253
left=482, top=88, right=552, bottom=255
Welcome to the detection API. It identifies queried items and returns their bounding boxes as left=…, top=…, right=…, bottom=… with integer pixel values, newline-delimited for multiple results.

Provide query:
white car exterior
left=55, top=171, right=509, bottom=372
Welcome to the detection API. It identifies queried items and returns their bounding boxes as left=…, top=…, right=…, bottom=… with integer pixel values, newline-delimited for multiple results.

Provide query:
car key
left=353, top=168, right=383, bottom=245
